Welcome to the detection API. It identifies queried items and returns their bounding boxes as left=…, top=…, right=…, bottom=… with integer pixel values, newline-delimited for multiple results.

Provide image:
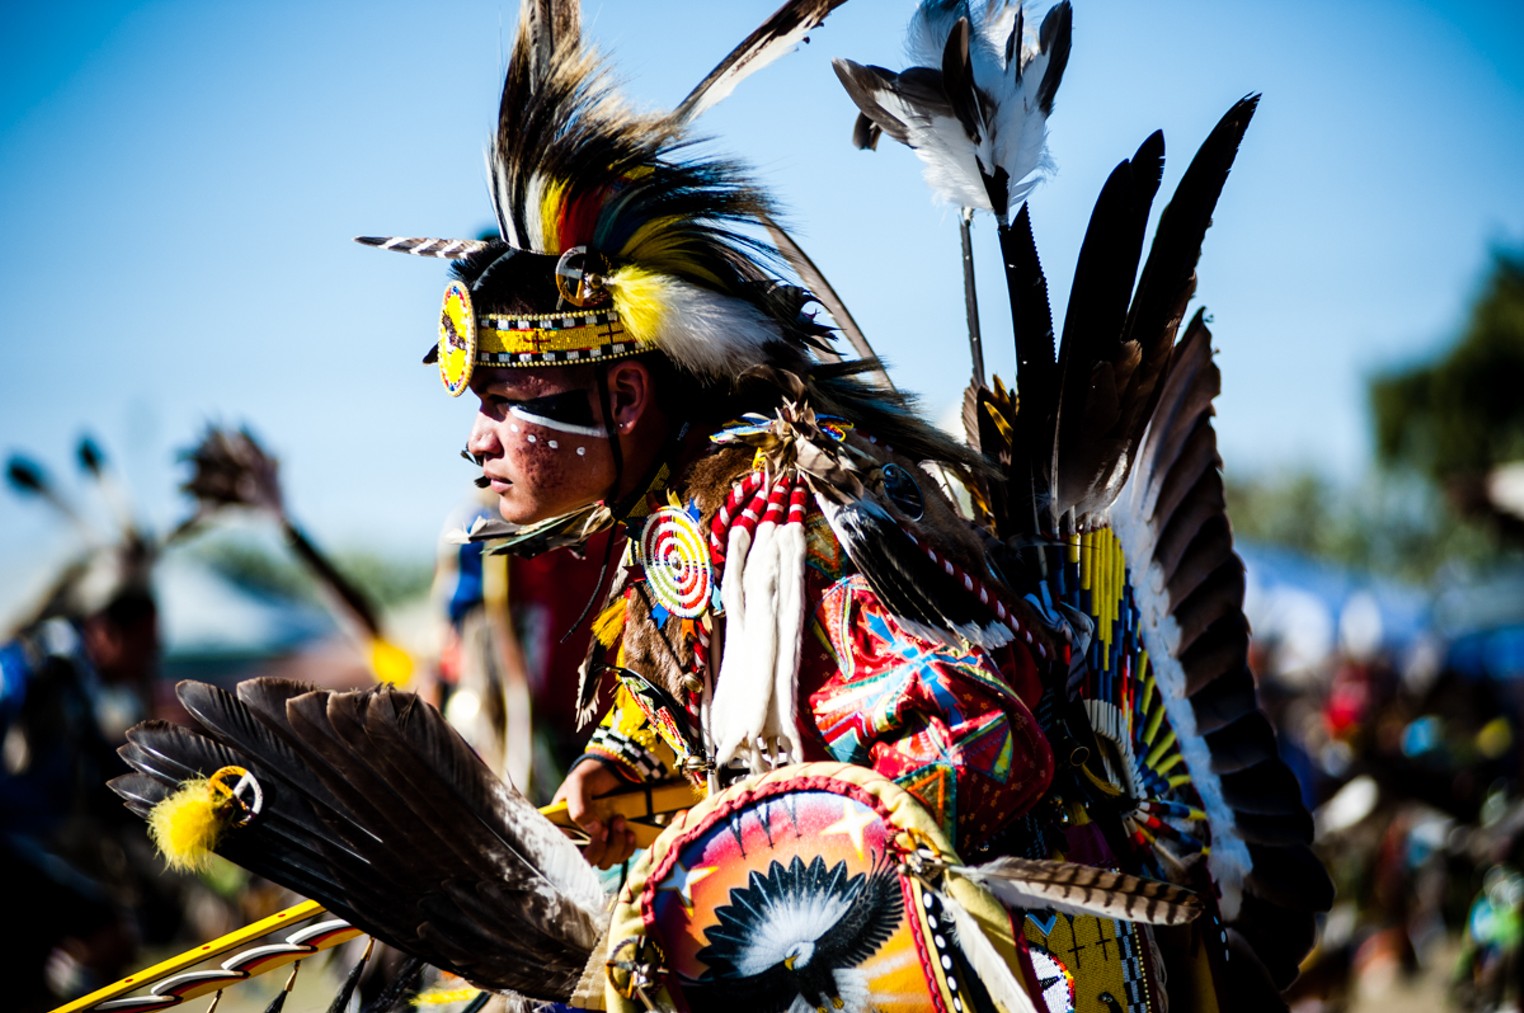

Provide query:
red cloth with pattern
left=795, top=573, right=1053, bottom=852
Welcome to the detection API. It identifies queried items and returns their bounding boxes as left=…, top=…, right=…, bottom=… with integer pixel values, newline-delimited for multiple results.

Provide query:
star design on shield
left=820, top=801, right=878, bottom=861
left=658, top=857, right=717, bottom=914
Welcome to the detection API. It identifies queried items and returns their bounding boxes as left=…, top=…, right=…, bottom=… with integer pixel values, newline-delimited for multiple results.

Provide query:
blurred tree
left=186, top=532, right=432, bottom=609
left=1370, top=248, right=1524, bottom=542
left=1222, top=249, right=1524, bottom=580
left=1224, top=469, right=1492, bottom=582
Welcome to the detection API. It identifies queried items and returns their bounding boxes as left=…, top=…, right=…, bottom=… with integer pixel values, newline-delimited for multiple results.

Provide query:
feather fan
left=177, top=425, right=283, bottom=518
left=111, top=678, right=607, bottom=1003
left=939, top=93, right=1330, bottom=1002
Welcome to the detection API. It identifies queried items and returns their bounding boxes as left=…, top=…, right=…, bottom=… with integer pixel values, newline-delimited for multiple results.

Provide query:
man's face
left=466, top=366, right=616, bottom=524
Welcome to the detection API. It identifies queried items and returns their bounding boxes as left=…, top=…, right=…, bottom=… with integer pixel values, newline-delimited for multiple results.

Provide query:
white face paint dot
left=548, top=440, right=558, bottom=449
left=526, top=434, right=537, bottom=443
left=576, top=446, right=586, bottom=456
left=509, top=424, right=520, bottom=433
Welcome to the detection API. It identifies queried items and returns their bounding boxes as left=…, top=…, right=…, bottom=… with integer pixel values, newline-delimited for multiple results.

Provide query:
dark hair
left=99, top=586, right=155, bottom=629
left=452, top=241, right=560, bottom=313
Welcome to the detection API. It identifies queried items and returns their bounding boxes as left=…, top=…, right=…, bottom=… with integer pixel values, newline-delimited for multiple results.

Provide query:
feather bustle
left=1107, top=293, right=1331, bottom=996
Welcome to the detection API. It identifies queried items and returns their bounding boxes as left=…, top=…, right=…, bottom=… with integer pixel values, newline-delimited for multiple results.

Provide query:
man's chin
left=497, top=494, right=602, bottom=528
left=494, top=494, right=531, bottom=525
left=495, top=495, right=561, bottom=527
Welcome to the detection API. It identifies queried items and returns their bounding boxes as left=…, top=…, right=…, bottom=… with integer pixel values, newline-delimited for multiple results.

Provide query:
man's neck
left=610, top=412, right=695, bottom=507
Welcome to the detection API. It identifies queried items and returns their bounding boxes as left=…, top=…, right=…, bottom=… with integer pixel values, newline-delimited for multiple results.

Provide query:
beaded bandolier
left=95, top=2, right=1331, bottom=1013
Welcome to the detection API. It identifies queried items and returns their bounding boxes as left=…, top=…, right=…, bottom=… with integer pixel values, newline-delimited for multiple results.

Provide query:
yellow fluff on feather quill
left=148, top=777, right=232, bottom=872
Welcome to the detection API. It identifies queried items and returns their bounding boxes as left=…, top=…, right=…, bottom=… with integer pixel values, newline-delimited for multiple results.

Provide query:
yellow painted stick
left=48, top=899, right=328, bottom=1013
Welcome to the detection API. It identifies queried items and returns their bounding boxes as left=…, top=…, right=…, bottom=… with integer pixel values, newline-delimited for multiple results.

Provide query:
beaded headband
left=432, top=279, right=653, bottom=396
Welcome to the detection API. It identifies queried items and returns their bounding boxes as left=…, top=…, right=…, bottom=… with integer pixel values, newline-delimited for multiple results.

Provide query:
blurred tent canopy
left=1240, top=540, right=1430, bottom=680
left=155, top=549, right=337, bottom=680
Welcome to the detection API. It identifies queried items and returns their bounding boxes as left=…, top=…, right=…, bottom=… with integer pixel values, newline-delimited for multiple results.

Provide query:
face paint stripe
left=507, top=405, right=608, bottom=438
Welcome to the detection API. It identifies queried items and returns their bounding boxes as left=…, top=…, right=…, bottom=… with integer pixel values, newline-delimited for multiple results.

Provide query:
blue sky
left=2, top=1, right=1521, bottom=619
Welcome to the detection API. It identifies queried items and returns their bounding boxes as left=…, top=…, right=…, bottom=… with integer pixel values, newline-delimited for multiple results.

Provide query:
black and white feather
left=834, top=0, right=1072, bottom=220
left=818, top=497, right=1016, bottom=650
left=677, top=0, right=852, bottom=123
left=352, top=236, right=493, bottom=259
left=1109, top=321, right=1333, bottom=993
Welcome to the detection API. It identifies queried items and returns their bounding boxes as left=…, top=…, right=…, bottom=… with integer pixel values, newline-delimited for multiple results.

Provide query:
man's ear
left=605, top=359, right=655, bottom=431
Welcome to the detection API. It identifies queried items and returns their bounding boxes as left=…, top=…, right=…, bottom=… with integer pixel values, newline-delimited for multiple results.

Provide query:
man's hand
left=552, top=758, right=638, bottom=870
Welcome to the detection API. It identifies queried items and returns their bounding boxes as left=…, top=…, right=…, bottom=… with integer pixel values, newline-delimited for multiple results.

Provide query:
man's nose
left=466, top=413, right=499, bottom=456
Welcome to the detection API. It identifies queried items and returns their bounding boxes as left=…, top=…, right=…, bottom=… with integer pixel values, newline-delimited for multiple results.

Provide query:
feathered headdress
left=359, top=1, right=852, bottom=396
left=5, top=437, right=155, bottom=632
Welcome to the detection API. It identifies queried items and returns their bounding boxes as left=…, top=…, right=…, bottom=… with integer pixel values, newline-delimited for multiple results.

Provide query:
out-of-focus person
left=0, top=538, right=161, bottom=1009
left=432, top=489, right=613, bottom=802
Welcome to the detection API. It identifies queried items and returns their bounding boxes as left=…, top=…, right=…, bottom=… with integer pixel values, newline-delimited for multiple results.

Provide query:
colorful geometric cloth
left=798, top=575, right=1054, bottom=851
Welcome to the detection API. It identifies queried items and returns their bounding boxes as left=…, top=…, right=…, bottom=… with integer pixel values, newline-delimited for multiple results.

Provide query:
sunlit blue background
left=2, top=0, right=1521, bottom=620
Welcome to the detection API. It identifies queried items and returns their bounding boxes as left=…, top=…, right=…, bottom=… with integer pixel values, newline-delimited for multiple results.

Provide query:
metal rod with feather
left=960, top=208, right=985, bottom=387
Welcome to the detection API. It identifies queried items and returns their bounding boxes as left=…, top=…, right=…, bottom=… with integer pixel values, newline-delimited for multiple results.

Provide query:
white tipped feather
left=1111, top=469, right=1252, bottom=920
left=677, top=0, right=851, bottom=123
left=905, top=2, right=967, bottom=67
left=837, top=65, right=999, bottom=211
left=836, top=0, right=1071, bottom=220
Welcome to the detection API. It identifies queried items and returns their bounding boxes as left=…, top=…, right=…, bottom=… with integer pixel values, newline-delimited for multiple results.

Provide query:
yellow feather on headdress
left=617, top=214, right=726, bottom=287
left=606, top=265, right=671, bottom=346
